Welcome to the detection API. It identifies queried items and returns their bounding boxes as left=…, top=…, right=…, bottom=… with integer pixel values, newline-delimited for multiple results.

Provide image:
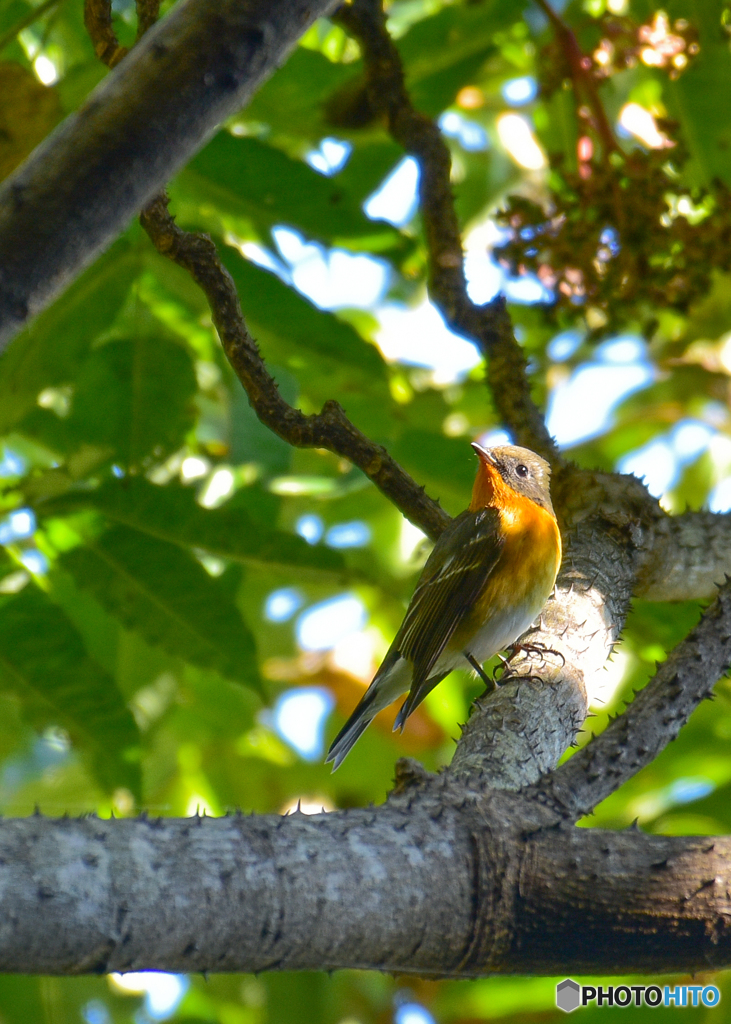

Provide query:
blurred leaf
left=669, top=449, right=715, bottom=512
left=246, top=47, right=353, bottom=140
left=453, top=145, right=521, bottom=228
left=264, top=973, right=332, bottom=1024
left=391, top=428, right=477, bottom=513
left=328, top=0, right=526, bottom=129
left=60, top=525, right=263, bottom=694
left=0, top=583, right=140, bottom=796
left=399, top=1, right=516, bottom=115
left=42, top=476, right=347, bottom=575
left=66, top=335, right=197, bottom=467
left=656, top=0, right=731, bottom=188
left=176, top=133, right=403, bottom=253
left=229, top=370, right=294, bottom=473
left=0, top=239, right=137, bottom=434
left=0, top=976, right=45, bottom=1024
left=0, top=61, right=60, bottom=181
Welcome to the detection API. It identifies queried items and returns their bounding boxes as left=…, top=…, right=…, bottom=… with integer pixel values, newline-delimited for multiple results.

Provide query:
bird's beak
left=471, top=441, right=496, bottom=465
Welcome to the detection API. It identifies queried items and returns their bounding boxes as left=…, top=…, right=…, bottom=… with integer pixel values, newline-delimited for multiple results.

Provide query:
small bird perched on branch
left=326, top=443, right=562, bottom=769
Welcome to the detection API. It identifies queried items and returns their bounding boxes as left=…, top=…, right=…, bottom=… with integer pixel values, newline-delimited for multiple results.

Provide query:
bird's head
left=470, top=442, right=555, bottom=516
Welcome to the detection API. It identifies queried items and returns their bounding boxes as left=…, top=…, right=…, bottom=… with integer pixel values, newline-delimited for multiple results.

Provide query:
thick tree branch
left=0, top=808, right=729, bottom=975
left=335, top=0, right=558, bottom=462
left=0, top=0, right=340, bottom=348
left=140, top=194, right=450, bottom=540
left=637, top=510, right=731, bottom=601
left=532, top=576, right=731, bottom=820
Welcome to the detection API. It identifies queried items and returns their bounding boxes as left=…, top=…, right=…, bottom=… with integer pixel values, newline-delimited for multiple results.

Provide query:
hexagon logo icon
left=556, top=979, right=581, bottom=1013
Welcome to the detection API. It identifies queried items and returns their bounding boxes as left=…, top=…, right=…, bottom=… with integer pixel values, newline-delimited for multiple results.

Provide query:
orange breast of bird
left=453, top=487, right=561, bottom=651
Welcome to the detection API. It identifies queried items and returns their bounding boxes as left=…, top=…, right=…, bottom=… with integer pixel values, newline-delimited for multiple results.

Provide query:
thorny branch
left=335, top=0, right=558, bottom=463
left=140, top=194, right=450, bottom=540
left=0, top=810, right=730, bottom=975
left=531, top=576, right=731, bottom=820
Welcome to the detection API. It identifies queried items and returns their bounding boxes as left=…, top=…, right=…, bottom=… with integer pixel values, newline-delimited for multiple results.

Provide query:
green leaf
left=176, top=133, right=402, bottom=252
left=229, top=368, right=294, bottom=473
left=0, top=238, right=137, bottom=434
left=398, top=3, right=509, bottom=116
left=246, top=47, right=353, bottom=141
left=0, top=583, right=140, bottom=796
left=650, top=0, right=731, bottom=188
left=59, top=525, right=263, bottom=694
left=334, top=140, right=405, bottom=206
left=391, top=428, right=477, bottom=514
left=42, top=476, right=347, bottom=576
left=65, top=335, right=197, bottom=467
left=326, top=0, right=523, bottom=131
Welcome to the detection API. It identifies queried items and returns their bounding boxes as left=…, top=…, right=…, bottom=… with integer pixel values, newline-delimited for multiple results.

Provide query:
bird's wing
left=395, top=506, right=504, bottom=693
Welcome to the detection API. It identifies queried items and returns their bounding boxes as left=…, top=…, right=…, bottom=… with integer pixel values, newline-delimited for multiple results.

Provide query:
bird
left=325, top=442, right=562, bottom=770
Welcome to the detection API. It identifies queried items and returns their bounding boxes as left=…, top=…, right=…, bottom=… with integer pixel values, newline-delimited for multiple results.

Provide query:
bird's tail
left=325, top=650, right=408, bottom=770
left=325, top=691, right=379, bottom=771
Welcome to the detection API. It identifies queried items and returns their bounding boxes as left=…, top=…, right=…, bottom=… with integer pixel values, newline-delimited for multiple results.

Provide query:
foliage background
left=1, top=0, right=731, bottom=1019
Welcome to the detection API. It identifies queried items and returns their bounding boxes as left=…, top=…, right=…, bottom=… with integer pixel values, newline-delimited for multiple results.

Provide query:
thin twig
left=530, top=577, right=731, bottom=820
left=84, top=0, right=127, bottom=67
left=140, top=194, right=450, bottom=540
left=533, top=0, right=619, bottom=158
left=84, top=0, right=160, bottom=66
left=335, top=0, right=559, bottom=462
left=135, top=0, right=160, bottom=42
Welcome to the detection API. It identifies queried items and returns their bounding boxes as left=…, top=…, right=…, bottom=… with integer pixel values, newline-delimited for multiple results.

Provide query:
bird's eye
left=515, top=464, right=529, bottom=478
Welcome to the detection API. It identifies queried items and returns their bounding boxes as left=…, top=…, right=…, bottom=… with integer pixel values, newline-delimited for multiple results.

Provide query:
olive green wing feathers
left=394, top=506, right=504, bottom=725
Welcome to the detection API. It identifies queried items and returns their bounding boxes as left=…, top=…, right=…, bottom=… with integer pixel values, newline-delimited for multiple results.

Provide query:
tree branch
left=637, top=510, right=731, bottom=601
left=84, top=0, right=160, bottom=66
left=84, top=0, right=128, bottom=67
left=140, top=194, right=450, bottom=540
left=335, top=0, right=559, bottom=462
left=0, top=0, right=340, bottom=348
left=0, top=807, right=729, bottom=975
left=531, top=577, right=731, bottom=820
left=532, top=0, right=619, bottom=158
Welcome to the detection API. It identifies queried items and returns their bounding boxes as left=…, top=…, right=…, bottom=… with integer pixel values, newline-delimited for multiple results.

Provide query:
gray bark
left=0, top=802, right=729, bottom=976
left=534, top=576, right=731, bottom=819
left=636, top=509, right=731, bottom=601
left=0, top=0, right=337, bottom=347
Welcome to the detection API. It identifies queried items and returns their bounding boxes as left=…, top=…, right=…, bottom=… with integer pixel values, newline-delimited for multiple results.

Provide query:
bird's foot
left=508, top=640, right=565, bottom=666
